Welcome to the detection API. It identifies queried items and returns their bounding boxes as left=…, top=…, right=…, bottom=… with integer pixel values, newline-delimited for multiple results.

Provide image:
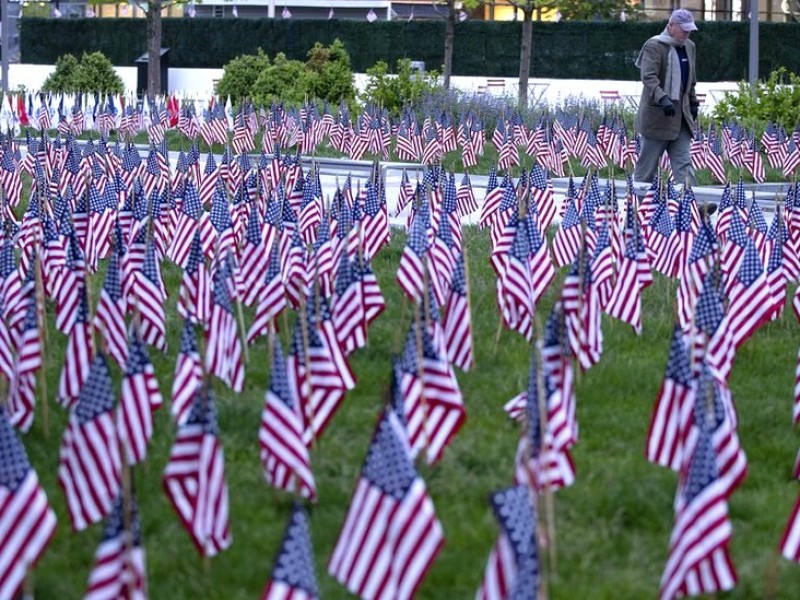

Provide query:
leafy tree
left=216, top=50, right=271, bottom=101
left=555, top=0, right=633, bottom=21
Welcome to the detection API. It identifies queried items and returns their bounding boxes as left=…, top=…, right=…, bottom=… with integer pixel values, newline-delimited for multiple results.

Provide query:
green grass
left=20, top=226, right=800, bottom=599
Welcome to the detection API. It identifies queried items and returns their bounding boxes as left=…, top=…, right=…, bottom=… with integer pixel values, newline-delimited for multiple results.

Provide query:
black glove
left=690, top=103, right=699, bottom=120
left=658, top=96, right=676, bottom=117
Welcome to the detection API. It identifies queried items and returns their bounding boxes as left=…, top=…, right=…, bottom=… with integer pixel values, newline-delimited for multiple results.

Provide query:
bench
left=599, top=90, right=622, bottom=103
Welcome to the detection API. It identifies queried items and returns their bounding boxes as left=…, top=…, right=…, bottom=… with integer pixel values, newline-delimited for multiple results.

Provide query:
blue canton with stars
left=490, top=484, right=539, bottom=600
left=74, top=354, right=116, bottom=426
left=361, top=410, right=416, bottom=500
left=0, top=407, right=32, bottom=492
left=270, top=503, right=319, bottom=598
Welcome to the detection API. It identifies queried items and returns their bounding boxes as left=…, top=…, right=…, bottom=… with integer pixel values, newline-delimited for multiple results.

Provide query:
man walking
left=633, top=9, right=700, bottom=188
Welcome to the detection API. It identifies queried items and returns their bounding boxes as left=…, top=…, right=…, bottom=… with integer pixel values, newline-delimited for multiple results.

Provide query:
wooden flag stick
left=33, top=253, right=49, bottom=439
left=461, top=241, right=475, bottom=369
left=298, top=295, right=317, bottom=454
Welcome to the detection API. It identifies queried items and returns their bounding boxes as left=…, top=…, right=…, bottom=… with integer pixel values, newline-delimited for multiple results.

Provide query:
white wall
left=8, top=64, right=739, bottom=114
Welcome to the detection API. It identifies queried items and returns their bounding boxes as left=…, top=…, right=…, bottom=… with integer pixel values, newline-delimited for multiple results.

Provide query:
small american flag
left=118, top=331, right=163, bottom=465
left=660, top=399, right=737, bottom=600
left=0, top=407, right=58, bottom=600
left=163, top=384, right=232, bottom=557
left=262, top=504, right=319, bottom=600
left=205, top=260, right=245, bottom=392
left=85, top=492, right=148, bottom=600
left=57, top=287, right=94, bottom=409
left=58, top=353, right=122, bottom=532
left=260, top=340, right=316, bottom=501
left=477, top=484, right=539, bottom=600
left=172, top=318, right=204, bottom=427
left=328, top=407, right=443, bottom=600
left=645, top=327, right=694, bottom=471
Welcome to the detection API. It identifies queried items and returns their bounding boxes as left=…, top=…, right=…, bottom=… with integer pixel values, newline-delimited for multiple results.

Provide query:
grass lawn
left=18, top=223, right=800, bottom=599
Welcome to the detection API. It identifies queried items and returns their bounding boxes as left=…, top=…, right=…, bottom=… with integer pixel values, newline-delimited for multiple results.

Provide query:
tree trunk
left=147, top=0, right=163, bottom=96
left=443, top=5, right=456, bottom=90
left=518, top=9, right=534, bottom=108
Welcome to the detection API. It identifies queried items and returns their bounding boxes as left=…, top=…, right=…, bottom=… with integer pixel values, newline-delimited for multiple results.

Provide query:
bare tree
left=431, top=0, right=487, bottom=90
left=506, top=0, right=557, bottom=108
left=131, top=0, right=187, bottom=95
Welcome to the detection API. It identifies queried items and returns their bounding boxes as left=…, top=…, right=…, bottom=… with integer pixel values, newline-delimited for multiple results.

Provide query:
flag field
left=19, top=225, right=800, bottom=598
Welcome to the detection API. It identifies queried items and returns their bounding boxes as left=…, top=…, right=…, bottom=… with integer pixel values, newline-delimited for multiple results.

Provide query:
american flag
left=442, top=253, right=473, bottom=371
left=512, top=346, right=576, bottom=492
left=132, top=239, right=168, bottom=352
left=645, top=202, right=680, bottom=278
left=94, top=247, right=129, bottom=369
left=704, top=245, right=765, bottom=384
left=205, top=260, right=245, bottom=392
left=262, top=504, right=319, bottom=600
left=0, top=407, right=58, bottom=600
left=552, top=195, right=582, bottom=268
left=118, top=331, right=163, bottom=466
left=498, top=213, right=536, bottom=341
left=163, top=384, right=232, bottom=557
left=172, top=318, right=204, bottom=427
left=477, top=484, right=539, bottom=600
left=396, top=204, right=431, bottom=303
left=260, top=340, right=316, bottom=501
left=7, top=300, right=40, bottom=433
left=659, top=397, right=737, bottom=600
left=178, top=231, right=211, bottom=325
left=58, top=353, right=121, bottom=532
left=85, top=492, right=148, bottom=600
left=645, top=327, right=694, bottom=471
left=57, top=287, right=94, bottom=409
left=676, top=219, right=716, bottom=331
left=327, top=407, right=444, bottom=600
left=562, top=251, right=603, bottom=372
left=238, top=205, right=269, bottom=307
left=396, top=316, right=465, bottom=464
left=248, top=244, right=287, bottom=345
left=331, top=252, right=366, bottom=357
left=287, top=298, right=355, bottom=447
left=361, top=180, right=390, bottom=261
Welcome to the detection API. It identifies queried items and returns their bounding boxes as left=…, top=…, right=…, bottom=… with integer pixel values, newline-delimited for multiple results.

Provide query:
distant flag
left=260, top=339, right=316, bottom=501
left=0, top=407, right=58, bottom=600
left=163, top=384, right=232, bottom=557
left=328, top=7, right=335, bottom=19
left=85, top=492, right=148, bottom=600
left=366, top=8, right=378, bottom=22
left=118, top=330, right=163, bottom=465
left=262, top=504, right=319, bottom=600
left=328, top=407, right=444, bottom=599
left=282, top=6, right=292, bottom=18
left=442, top=253, right=474, bottom=371
left=477, top=485, right=539, bottom=600
left=172, top=318, right=203, bottom=427
left=58, top=353, right=122, bottom=532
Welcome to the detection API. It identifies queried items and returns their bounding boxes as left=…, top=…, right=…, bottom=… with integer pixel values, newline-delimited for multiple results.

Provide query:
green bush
left=712, top=67, right=800, bottom=130
left=42, top=51, right=124, bottom=94
left=42, top=54, right=81, bottom=93
left=304, top=39, right=355, bottom=105
left=361, top=58, right=441, bottom=116
left=215, top=49, right=271, bottom=101
left=217, top=40, right=354, bottom=106
left=252, top=53, right=309, bottom=106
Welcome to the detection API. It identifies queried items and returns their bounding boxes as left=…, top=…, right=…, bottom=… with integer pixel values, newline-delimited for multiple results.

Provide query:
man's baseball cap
left=670, top=9, right=698, bottom=32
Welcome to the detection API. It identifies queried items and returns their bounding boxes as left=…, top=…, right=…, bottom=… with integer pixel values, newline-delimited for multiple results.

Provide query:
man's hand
left=690, top=103, right=699, bottom=120
left=659, top=96, right=676, bottom=117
